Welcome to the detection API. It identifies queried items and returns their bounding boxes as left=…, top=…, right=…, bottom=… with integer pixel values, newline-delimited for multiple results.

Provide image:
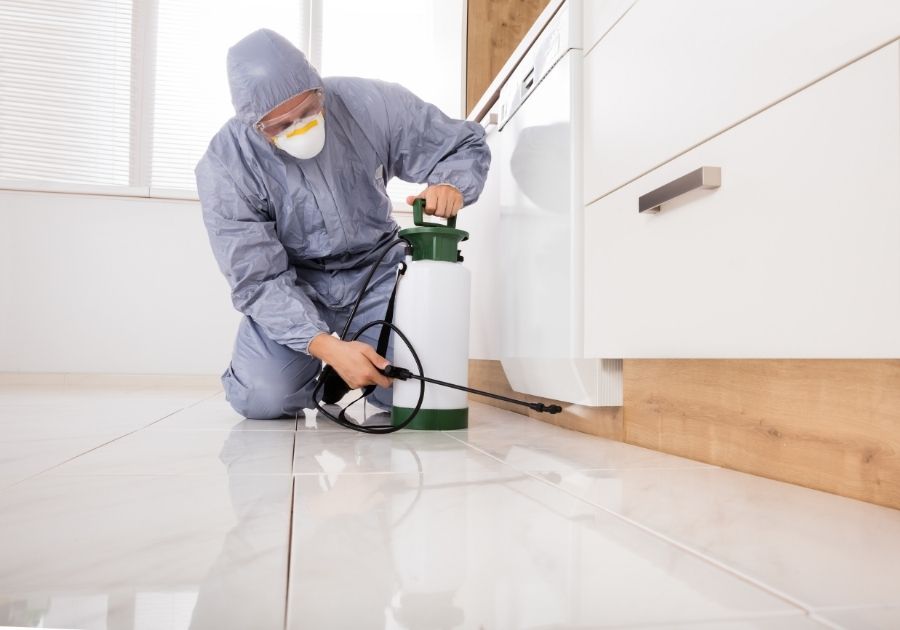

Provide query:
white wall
left=0, top=190, right=240, bottom=375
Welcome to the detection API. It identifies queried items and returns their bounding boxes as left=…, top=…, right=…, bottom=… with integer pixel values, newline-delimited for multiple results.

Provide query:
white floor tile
left=540, top=466, right=900, bottom=610
left=0, top=435, right=121, bottom=485
left=449, top=402, right=712, bottom=472
left=286, top=471, right=800, bottom=629
left=625, top=617, right=828, bottom=629
left=0, top=474, right=292, bottom=630
left=293, top=427, right=520, bottom=479
left=0, top=389, right=214, bottom=441
left=46, top=428, right=296, bottom=476
left=2, top=385, right=897, bottom=629
left=815, top=606, right=900, bottom=630
left=148, top=394, right=296, bottom=431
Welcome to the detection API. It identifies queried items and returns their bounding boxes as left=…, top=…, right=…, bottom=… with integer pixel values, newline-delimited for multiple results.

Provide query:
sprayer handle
left=413, top=198, right=457, bottom=229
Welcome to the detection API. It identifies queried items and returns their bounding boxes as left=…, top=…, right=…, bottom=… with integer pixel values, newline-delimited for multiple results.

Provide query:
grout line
left=441, top=430, right=820, bottom=616
left=283, top=475, right=297, bottom=630
left=283, top=420, right=299, bottom=629
left=7, top=391, right=221, bottom=488
left=129, top=389, right=224, bottom=433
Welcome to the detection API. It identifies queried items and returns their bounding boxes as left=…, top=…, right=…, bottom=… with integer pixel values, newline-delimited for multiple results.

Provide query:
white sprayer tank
left=391, top=201, right=471, bottom=430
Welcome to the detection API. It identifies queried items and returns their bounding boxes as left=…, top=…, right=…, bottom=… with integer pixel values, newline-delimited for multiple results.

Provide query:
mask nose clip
left=285, top=117, right=320, bottom=138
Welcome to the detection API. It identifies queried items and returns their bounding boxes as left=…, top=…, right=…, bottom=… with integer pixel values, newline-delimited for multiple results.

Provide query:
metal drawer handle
left=638, top=166, right=721, bottom=214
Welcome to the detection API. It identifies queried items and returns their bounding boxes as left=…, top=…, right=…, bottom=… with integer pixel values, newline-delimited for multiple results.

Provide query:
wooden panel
left=466, top=0, right=550, bottom=114
left=624, top=360, right=900, bottom=510
left=468, top=359, right=624, bottom=440
left=470, top=358, right=900, bottom=510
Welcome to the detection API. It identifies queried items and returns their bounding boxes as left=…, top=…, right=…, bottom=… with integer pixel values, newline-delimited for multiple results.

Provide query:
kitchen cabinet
left=583, top=41, right=900, bottom=358
left=583, top=0, right=900, bottom=204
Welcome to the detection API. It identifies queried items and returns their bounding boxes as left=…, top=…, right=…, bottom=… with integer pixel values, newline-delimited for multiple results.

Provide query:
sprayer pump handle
left=412, top=198, right=457, bottom=229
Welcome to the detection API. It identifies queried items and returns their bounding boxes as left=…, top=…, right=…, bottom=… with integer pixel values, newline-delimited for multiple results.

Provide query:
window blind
left=0, top=0, right=464, bottom=199
left=0, top=0, right=133, bottom=186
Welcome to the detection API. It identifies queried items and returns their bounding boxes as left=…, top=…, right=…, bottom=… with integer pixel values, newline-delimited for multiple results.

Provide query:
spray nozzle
left=529, top=402, right=563, bottom=414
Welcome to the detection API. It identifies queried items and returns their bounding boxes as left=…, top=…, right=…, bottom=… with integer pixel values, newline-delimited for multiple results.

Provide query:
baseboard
left=0, top=372, right=222, bottom=389
left=624, top=360, right=900, bottom=510
left=469, top=358, right=900, bottom=510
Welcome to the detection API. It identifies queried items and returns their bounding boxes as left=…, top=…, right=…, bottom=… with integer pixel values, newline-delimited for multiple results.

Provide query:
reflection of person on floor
left=192, top=424, right=489, bottom=627
left=289, top=477, right=397, bottom=626
left=190, top=429, right=396, bottom=630
left=188, top=429, right=290, bottom=629
left=286, top=434, right=468, bottom=628
left=189, top=428, right=396, bottom=628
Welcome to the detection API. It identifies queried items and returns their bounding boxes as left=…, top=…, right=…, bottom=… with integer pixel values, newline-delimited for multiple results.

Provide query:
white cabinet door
left=458, top=118, right=503, bottom=361
left=583, top=0, right=900, bottom=205
left=583, top=0, right=635, bottom=53
left=584, top=42, right=900, bottom=358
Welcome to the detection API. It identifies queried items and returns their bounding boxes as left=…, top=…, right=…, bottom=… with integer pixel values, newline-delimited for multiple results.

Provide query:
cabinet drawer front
left=583, top=0, right=900, bottom=204
left=584, top=42, right=900, bottom=358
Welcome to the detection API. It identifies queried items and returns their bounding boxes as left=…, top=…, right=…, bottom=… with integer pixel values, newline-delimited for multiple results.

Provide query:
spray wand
left=380, top=365, right=562, bottom=415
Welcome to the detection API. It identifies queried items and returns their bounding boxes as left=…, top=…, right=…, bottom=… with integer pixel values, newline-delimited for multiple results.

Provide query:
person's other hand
left=406, top=184, right=463, bottom=219
left=308, top=335, right=392, bottom=390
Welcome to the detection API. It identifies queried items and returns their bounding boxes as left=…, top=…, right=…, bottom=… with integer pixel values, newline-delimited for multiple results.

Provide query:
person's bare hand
left=308, top=334, right=391, bottom=389
left=406, top=184, right=463, bottom=219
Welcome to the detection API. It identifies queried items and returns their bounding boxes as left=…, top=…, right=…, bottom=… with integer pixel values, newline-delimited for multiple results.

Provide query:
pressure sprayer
left=312, top=198, right=561, bottom=434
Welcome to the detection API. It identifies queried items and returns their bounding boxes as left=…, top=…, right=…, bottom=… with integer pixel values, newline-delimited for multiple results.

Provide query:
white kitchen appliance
left=495, top=0, right=622, bottom=405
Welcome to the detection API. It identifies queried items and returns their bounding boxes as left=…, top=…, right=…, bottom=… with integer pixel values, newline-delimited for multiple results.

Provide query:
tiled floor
left=1, top=385, right=899, bottom=629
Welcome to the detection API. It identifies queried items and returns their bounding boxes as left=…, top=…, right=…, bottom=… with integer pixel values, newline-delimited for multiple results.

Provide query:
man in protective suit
left=196, top=29, right=490, bottom=420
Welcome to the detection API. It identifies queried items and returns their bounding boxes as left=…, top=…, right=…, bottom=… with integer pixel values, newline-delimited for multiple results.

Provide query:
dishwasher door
left=499, top=50, right=579, bottom=358
left=497, top=49, right=622, bottom=406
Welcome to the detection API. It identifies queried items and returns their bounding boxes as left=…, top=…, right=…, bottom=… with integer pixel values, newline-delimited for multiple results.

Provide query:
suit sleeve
left=377, top=81, right=491, bottom=205
left=196, top=151, right=329, bottom=354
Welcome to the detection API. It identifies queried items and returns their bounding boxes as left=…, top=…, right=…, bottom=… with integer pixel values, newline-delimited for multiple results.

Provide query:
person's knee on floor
left=224, top=365, right=317, bottom=420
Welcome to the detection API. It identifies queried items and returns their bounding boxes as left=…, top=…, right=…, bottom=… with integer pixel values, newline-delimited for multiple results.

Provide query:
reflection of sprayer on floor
left=313, top=199, right=562, bottom=434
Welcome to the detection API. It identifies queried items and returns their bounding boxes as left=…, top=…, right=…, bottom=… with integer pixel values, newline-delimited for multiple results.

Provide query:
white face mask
left=273, top=112, right=326, bottom=160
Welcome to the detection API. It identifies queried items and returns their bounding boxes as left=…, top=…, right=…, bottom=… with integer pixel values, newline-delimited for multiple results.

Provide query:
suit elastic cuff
left=303, top=330, right=332, bottom=357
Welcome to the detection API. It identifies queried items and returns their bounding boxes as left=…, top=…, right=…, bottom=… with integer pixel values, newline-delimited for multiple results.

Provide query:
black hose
left=337, top=236, right=407, bottom=341
left=313, top=320, right=425, bottom=434
left=310, top=234, right=561, bottom=433
left=311, top=237, right=426, bottom=434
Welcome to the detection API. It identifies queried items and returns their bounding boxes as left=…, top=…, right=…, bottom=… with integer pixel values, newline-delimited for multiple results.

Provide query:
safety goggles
left=255, top=88, right=324, bottom=139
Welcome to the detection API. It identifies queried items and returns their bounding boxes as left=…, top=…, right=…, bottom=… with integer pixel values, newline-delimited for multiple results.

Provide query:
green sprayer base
left=392, top=406, right=468, bottom=430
